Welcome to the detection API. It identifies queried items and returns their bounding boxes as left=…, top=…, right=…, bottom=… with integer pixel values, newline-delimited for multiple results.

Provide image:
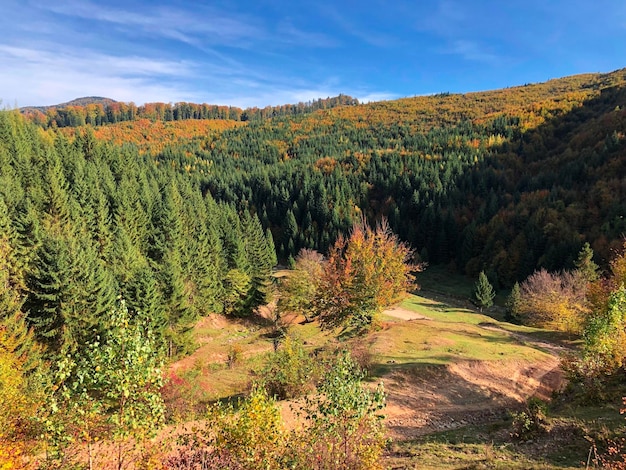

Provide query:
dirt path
left=382, top=306, right=432, bottom=321
left=379, top=309, right=567, bottom=440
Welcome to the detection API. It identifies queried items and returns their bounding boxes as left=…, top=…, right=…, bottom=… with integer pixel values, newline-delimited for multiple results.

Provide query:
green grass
left=415, top=265, right=476, bottom=300
left=370, top=319, right=550, bottom=371
left=385, top=420, right=588, bottom=469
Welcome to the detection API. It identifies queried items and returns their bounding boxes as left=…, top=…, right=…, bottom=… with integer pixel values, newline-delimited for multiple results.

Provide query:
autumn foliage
left=519, top=269, right=587, bottom=333
left=315, top=218, right=420, bottom=334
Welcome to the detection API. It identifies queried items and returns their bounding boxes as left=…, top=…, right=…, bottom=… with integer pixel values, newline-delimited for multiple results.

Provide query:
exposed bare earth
left=379, top=308, right=566, bottom=440
left=169, top=306, right=568, bottom=443
left=383, top=306, right=432, bottom=321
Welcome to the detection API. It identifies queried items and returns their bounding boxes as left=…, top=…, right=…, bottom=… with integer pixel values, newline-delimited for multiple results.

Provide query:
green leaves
left=43, top=300, right=165, bottom=467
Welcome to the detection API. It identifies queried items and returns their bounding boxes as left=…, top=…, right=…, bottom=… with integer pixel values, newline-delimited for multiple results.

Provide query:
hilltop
left=20, top=95, right=118, bottom=113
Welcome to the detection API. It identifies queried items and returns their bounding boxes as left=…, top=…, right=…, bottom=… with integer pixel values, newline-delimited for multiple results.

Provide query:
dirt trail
left=379, top=307, right=567, bottom=440
left=383, top=306, right=432, bottom=321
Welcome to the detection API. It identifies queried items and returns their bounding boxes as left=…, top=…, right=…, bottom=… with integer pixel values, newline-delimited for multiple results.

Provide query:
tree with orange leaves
left=315, top=218, right=421, bottom=335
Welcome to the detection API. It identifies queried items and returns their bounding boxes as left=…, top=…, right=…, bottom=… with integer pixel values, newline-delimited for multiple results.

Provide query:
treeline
left=21, top=94, right=359, bottom=128
left=0, top=111, right=276, bottom=359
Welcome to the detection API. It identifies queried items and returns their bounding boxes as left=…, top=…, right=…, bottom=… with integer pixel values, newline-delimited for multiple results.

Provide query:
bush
left=289, top=350, right=387, bottom=469
left=166, top=350, right=387, bottom=470
left=258, top=336, right=318, bottom=400
left=166, top=387, right=285, bottom=470
left=510, top=398, right=548, bottom=441
left=560, top=353, right=613, bottom=403
left=227, top=344, right=243, bottom=369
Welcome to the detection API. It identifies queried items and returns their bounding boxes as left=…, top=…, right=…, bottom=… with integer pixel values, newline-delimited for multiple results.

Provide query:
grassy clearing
left=169, top=290, right=563, bottom=407
left=397, top=294, right=579, bottom=348
left=386, top=419, right=588, bottom=469
left=370, top=319, right=550, bottom=370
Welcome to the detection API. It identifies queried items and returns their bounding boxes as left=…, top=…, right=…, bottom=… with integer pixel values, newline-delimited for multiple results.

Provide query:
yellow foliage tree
left=519, top=269, right=588, bottom=333
left=0, top=323, right=42, bottom=470
left=315, top=217, right=421, bottom=335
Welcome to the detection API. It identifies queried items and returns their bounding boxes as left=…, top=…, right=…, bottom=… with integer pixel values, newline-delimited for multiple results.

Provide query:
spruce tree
left=242, top=212, right=276, bottom=311
left=505, top=282, right=522, bottom=323
left=574, top=242, right=599, bottom=282
left=473, top=271, right=495, bottom=311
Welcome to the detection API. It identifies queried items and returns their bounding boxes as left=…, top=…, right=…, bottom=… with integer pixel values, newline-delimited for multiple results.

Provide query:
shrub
left=258, top=336, right=318, bottom=400
left=166, top=387, right=285, bottom=470
left=227, top=344, right=243, bottom=369
left=510, top=398, right=548, bottom=440
left=519, top=268, right=587, bottom=333
left=289, top=350, right=387, bottom=469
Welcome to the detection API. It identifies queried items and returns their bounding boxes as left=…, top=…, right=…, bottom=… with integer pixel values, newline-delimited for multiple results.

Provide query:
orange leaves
left=61, top=119, right=245, bottom=155
left=316, top=218, right=421, bottom=334
left=314, top=157, right=338, bottom=175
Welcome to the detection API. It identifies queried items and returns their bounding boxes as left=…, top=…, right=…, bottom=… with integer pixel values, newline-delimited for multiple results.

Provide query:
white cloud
left=38, top=0, right=265, bottom=48
left=357, top=92, right=398, bottom=103
left=0, top=42, right=373, bottom=108
left=0, top=45, right=198, bottom=106
left=443, top=40, right=499, bottom=63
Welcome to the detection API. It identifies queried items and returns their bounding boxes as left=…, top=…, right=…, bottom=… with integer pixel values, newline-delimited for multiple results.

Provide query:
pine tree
left=122, top=264, right=167, bottom=340
left=25, top=233, right=115, bottom=355
left=473, top=271, right=495, bottom=311
left=242, top=212, right=276, bottom=312
left=159, top=254, right=196, bottom=358
left=505, top=282, right=522, bottom=323
left=574, top=242, right=599, bottom=283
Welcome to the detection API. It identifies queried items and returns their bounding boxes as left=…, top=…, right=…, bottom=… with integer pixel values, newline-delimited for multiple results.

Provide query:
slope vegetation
left=46, top=68, right=626, bottom=285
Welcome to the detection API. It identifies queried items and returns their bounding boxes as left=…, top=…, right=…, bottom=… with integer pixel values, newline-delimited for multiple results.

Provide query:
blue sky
left=1, top=0, right=625, bottom=108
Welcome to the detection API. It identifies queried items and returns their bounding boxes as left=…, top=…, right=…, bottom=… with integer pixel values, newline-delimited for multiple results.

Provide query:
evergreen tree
left=159, top=254, right=196, bottom=358
left=505, top=282, right=522, bottom=323
left=25, top=233, right=115, bottom=355
left=122, top=264, right=167, bottom=340
left=473, top=271, right=495, bottom=311
left=242, top=212, right=276, bottom=311
left=574, top=242, right=600, bottom=283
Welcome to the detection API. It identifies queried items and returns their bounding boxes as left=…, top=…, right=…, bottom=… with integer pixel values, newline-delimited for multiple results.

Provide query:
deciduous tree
left=519, top=269, right=587, bottom=333
left=315, top=218, right=419, bottom=335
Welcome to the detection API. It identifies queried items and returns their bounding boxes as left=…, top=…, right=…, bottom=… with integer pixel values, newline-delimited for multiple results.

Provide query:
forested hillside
left=18, top=67, right=626, bottom=291
left=0, top=111, right=276, bottom=358
left=3, top=67, right=626, bottom=469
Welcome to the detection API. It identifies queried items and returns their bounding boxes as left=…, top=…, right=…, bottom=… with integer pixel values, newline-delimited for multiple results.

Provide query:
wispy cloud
left=38, top=0, right=265, bottom=48
left=442, top=40, right=499, bottom=63
left=277, top=21, right=339, bottom=48
left=415, top=0, right=468, bottom=37
left=0, top=42, right=380, bottom=109
left=322, top=5, right=399, bottom=48
left=0, top=45, right=197, bottom=106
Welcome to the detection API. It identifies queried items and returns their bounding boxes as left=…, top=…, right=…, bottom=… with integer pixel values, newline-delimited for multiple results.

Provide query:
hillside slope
left=24, top=68, right=626, bottom=284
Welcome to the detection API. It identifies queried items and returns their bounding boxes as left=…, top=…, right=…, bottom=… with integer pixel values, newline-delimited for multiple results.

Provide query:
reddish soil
left=379, top=309, right=566, bottom=440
